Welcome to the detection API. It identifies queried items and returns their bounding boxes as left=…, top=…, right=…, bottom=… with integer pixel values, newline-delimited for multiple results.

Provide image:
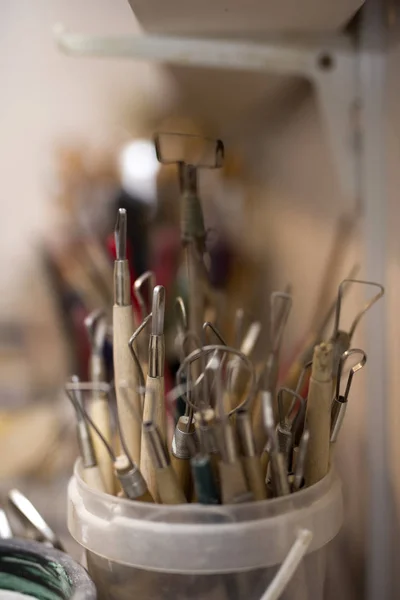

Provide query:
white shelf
left=127, top=0, right=364, bottom=36
left=54, top=27, right=357, bottom=199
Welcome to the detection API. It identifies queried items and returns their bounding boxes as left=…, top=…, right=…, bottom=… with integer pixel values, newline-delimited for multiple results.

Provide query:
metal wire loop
left=335, top=348, right=367, bottom=402
left=178, top=344, right=257, bottom=416
left=332, top=278, right=384, bottom=341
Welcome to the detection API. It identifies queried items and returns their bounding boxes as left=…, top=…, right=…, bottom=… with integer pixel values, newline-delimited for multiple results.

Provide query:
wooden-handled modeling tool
left=113, top=208, right=141, bottom=466
left=330, top=348, right=367, bottom=450
left=84, top=310, right=114, bottom=494
left=236, top=408, right=267, bottom=501
left=66, top=376, right=106, bottom=493
left=304, top=343, right=333, bottom=486
left=140, top=286, right=167, bottom=501
left=143, top=421, right=186, bottom=504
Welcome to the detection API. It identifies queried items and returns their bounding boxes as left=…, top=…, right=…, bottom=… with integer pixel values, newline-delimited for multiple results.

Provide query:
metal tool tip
left=151, top=285, right=166, bottom=335
left=115, top=208, right=127, bottom=260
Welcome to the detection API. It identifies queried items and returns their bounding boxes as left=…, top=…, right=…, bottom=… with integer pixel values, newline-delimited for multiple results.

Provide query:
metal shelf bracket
left=54, top=25, right=358, bottom=199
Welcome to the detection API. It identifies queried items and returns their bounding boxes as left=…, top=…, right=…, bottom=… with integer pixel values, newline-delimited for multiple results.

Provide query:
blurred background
left=0, top=0, right=399, bottom=598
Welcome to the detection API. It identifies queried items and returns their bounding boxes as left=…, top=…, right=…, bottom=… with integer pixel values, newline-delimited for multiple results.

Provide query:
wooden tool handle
left=242, top=456, right=267, bottom=501
left=140, top=376, right=166, bottom=501
left=90, top=396, right=114, bottom=494
left=251, top=392, right=267, bottom=454
left=136, top=489, right=155, bottom=503
left=141, top=361, right=149, bottom=382
left=304, top=343, right=333, bottom=486
left=260, top=449, right=270, bottom=481
left=218, top=460, right=249, bottom=504
left=83, top=465, right=106, bottom=492
left=113, top=305, right=141, bottom=466
left=155, top=465, right=187, bottom=504
left=170, top=454, right=191, bottom=500
left=222, top=390, right=235, bottom=414
left=229, top=365, right=249, bottom=410
left=119, top=488, right=154, bottom=503
left=143, top=376, right=166, bottom=440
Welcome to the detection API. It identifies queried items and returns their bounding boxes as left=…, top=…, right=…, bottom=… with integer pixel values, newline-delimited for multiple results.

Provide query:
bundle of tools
left=65, top=133, right=384, bottom=506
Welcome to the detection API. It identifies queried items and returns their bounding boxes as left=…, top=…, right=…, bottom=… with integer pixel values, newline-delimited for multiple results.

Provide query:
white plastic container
left=68, top=460, right=342, bottom=600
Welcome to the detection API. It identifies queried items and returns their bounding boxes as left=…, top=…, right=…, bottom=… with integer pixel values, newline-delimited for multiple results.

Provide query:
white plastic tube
left=259, top=529, right=313, bottom=600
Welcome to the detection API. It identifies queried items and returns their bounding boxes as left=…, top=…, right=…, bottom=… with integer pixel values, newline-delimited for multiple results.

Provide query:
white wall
left=0, top=0, right=173, bottom=318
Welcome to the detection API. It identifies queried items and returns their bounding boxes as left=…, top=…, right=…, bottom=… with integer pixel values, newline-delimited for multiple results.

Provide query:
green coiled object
left=0, top=540, right=96, bottom=600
